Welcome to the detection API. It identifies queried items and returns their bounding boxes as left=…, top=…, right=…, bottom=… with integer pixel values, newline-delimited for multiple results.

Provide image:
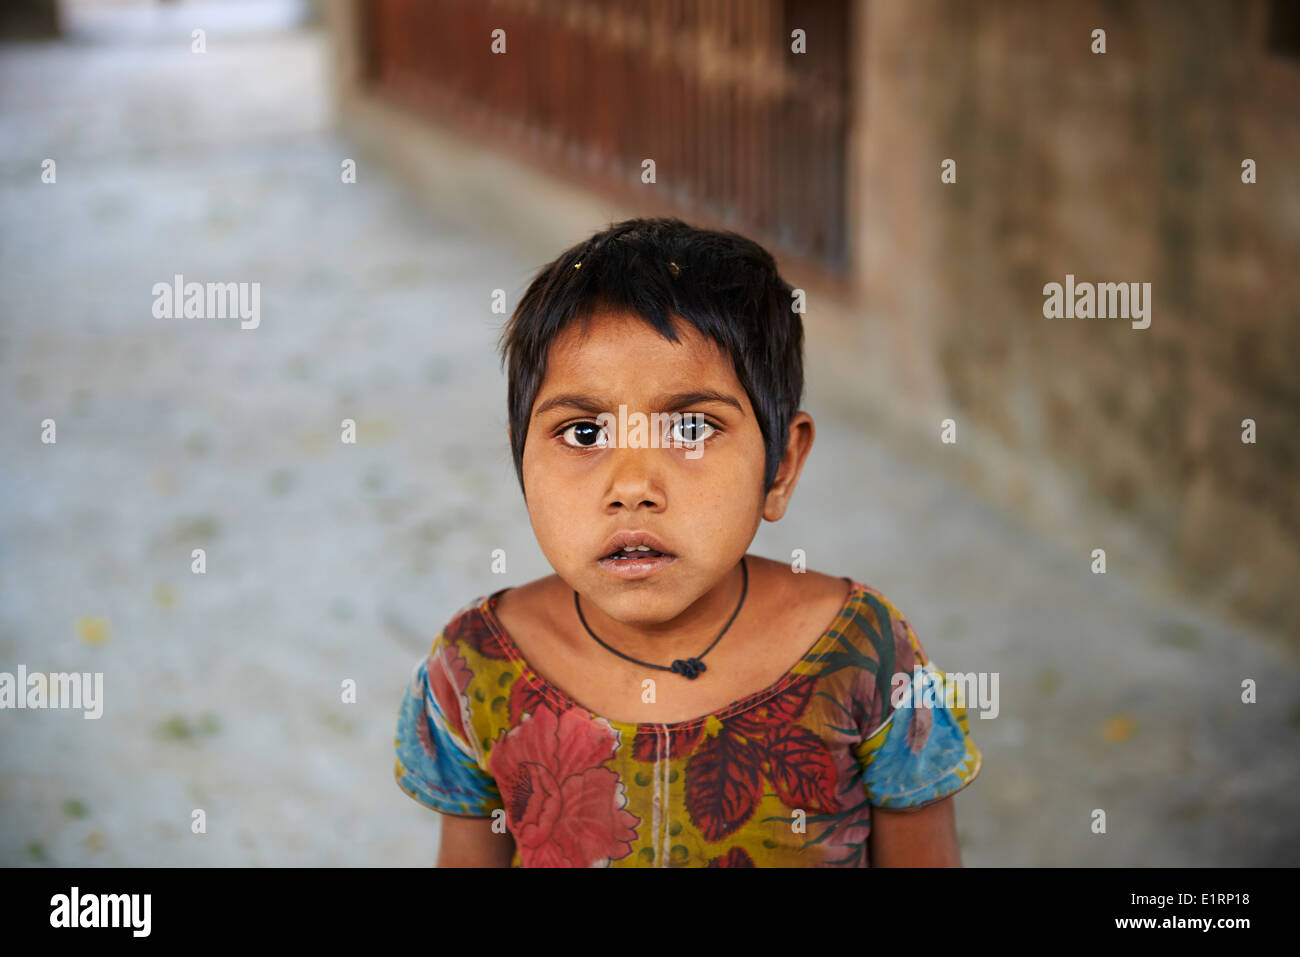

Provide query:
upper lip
left=597, top=530, right=675, bottom=559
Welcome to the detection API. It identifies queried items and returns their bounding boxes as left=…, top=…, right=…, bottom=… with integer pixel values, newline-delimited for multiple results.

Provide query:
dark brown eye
left=561, top=422, right=609, bottom=448
left=667, top=414, right=715, bottom=444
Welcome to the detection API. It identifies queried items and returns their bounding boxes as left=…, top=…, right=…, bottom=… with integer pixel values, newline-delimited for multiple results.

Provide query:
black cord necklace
left=573, top=557, right=748, bottom=680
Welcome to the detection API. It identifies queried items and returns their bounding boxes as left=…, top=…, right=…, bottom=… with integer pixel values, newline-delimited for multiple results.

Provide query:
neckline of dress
left=476, top=576, right=864, bottom=733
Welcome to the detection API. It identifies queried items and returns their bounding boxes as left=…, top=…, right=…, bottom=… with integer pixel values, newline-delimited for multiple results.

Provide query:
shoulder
left=747, top=555, right=852, bottom=620
left=420, top=590, right=541, bottom=750
left=429, top=591, right=508, bottom=662
left=433, top=575, right=573, bottom=665
left=830, top=578, right=931, bottom=672
left=490, top=574, right=573, bottom=650
left=745, top=556, right=908, bottom=668
left=749, top=556, right=916, bottom=655
left=807, top=580, right=938, bottom=739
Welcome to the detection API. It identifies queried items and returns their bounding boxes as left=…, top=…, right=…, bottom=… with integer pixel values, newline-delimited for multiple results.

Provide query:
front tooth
left=636, top=545, right=650, bottom=551
left=623, top=545, right=637, bottom=552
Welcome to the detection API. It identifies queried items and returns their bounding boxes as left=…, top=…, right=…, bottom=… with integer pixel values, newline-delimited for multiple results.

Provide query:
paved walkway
left=1, top=0, right=1296, bottom=866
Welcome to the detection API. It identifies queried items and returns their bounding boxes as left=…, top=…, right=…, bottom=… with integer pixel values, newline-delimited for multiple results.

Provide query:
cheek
left=520, top=429, right=555, bottom=490
left=687, top=436, right=767, bottom=508
left=681, top=470, right=764, bottom=538
left=525, top=500, right=584, bottom=574
left=521, top=443, right=582, bottom=549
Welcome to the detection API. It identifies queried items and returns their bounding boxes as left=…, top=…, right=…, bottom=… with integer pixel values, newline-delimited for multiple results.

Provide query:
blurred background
left=1, top=0, right=1297, bottom=866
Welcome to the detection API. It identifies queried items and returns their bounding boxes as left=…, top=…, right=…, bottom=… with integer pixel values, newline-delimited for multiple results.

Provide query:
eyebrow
left=533, top=389, right=745, bottom=419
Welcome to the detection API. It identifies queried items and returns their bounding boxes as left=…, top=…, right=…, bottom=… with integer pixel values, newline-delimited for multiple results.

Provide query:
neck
left=576, top=559, right=749, bottom=664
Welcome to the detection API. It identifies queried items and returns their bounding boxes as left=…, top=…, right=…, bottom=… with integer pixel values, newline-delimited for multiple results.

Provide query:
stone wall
left=853, top=0, right=1300, bottom=636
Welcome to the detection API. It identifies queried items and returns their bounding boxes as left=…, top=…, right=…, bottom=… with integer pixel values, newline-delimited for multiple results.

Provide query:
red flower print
left=507, top=676, right=551, bottom=727
left=762, top=724, right=841, bottom=810
left=448, top=607, right=512, bottom=660
left=488, top=702, right=640, bottom=867
left=707, top=847, right=755, bottom=867
left=684, top=677, right=840, bottom=842
left=427, top=643, right=474, bottom=742
left=686, top=730, right=765, bottom=843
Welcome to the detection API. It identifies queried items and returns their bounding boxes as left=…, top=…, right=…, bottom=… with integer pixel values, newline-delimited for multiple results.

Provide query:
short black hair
left=497, top=217, right=804, bottom=498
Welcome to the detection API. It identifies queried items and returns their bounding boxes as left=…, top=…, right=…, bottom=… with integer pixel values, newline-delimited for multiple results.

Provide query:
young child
left=393, top=218, right=982, bottom=867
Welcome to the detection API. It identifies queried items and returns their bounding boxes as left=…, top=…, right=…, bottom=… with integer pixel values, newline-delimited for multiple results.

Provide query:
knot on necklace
left=670, top=657, right=707, bottom=680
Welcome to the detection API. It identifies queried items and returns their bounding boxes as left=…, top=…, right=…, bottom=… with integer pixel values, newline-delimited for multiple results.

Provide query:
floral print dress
left=393, top=580, right=983, bottom=867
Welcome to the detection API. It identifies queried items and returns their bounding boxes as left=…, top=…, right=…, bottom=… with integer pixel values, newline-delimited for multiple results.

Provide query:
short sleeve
left=393, top=631, right=504, bottom=817
left=851, top=595, right=982, bottom=810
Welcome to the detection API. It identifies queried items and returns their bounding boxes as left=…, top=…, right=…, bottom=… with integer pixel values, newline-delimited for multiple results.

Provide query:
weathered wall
left=855, top=0, right=1300, bottom=636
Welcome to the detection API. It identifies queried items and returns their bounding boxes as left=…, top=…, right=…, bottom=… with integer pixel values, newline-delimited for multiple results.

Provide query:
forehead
left=542, top=308, right=735, bottom=385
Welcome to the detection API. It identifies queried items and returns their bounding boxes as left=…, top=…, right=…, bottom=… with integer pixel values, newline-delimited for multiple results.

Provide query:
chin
left=586, top=577, right=690, bottom=623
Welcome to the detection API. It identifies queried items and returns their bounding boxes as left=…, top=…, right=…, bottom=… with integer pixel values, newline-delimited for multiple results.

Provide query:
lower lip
left=596, top=553, right=678, bottom=580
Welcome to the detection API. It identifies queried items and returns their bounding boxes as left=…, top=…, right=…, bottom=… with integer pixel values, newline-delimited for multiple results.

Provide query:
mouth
left=596, top=532, right=678, bottom=580
left=600, top=544, right=674, bottom=561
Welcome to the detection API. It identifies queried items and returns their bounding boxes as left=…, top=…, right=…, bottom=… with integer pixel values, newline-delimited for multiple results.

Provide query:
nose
left=602, top=445, right=666, bottom=512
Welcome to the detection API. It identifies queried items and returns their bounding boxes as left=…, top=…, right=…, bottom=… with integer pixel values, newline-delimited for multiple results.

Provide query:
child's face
left=519, top=307, right=811, bottom=625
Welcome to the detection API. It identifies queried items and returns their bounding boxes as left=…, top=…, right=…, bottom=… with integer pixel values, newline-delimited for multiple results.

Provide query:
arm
left=436, top=812, right=517, bottom=867
left=868, top=796, right=962, bottom=867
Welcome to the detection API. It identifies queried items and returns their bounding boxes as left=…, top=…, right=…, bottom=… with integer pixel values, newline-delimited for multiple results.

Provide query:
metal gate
left=362, top=0, right=852, bottom=276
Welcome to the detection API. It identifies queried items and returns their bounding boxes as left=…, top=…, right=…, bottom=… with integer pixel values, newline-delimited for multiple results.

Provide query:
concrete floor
left=1, top=0, right=1297, bottom=866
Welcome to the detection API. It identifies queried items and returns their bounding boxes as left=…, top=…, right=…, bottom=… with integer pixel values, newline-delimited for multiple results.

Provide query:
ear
left=762, top=411, right=815, bottom=522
